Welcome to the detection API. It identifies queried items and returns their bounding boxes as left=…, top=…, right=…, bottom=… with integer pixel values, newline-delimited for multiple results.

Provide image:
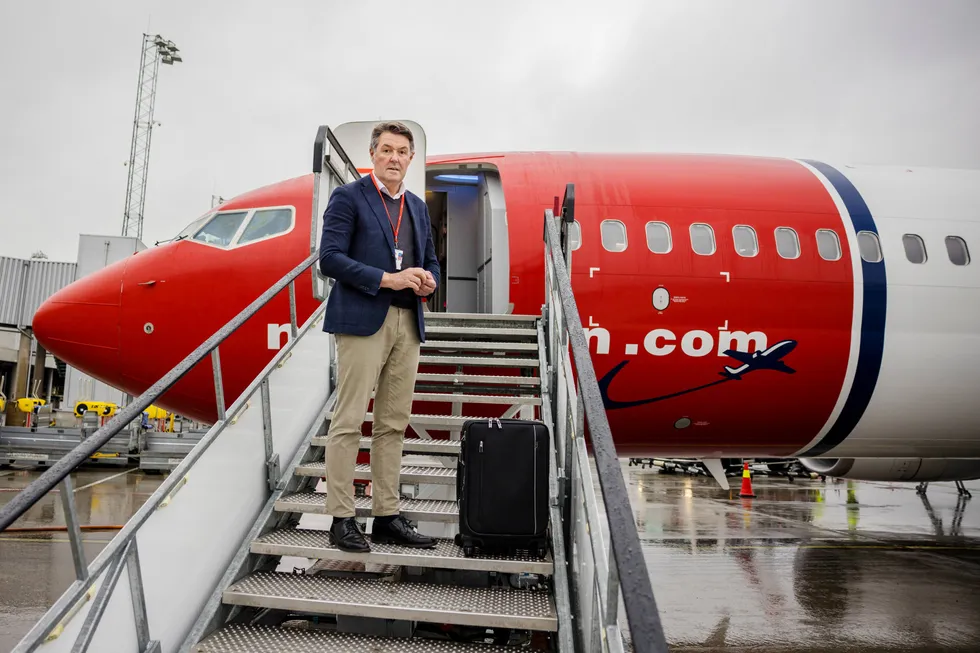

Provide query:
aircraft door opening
left=425, top=167, right=510, bottom=314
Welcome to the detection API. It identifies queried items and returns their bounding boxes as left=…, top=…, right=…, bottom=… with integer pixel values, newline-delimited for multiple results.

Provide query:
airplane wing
left=722, top=350, right=755, bottom=364
left=769, top=361, right=796, bottom=374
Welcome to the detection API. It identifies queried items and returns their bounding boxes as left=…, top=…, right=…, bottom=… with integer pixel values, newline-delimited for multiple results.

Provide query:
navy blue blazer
left=318, top=173, right=440, bottom=342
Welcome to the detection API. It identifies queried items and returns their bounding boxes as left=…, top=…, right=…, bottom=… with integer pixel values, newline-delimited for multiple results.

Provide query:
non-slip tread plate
left=424, top=312, right=538, bottom=322
left=425, top=326, right=537, bottom=337
left=381, top=392, right=541, bottom=405
left=251, top=528, right=554, bottom=575
left=276, top=492, right=458, bottom=521
left=415, top=373, right=540, bottom=386
left=295, top=462, right=456, bottom=484
left=420, top=355, right=539, bottom=367
left=195, top=623, right=517, bottom=652
left=325, top=412, right=529, bottom=428
left=223, top=572, right=557, bottom=631
left=421, top=340, right=538, bottom=351
left=309, top=436, right=461, bottom=454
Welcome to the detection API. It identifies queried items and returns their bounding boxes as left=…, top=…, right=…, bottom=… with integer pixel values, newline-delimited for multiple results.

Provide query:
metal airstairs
left=0, top=124, right=668, bottom=653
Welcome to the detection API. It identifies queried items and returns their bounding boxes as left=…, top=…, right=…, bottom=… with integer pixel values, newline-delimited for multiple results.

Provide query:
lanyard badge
left=375, top=181, right=406, bottom=271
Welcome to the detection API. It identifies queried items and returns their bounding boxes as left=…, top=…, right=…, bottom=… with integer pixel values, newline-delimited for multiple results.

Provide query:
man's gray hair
left=370, top=121, right=415, bottom=154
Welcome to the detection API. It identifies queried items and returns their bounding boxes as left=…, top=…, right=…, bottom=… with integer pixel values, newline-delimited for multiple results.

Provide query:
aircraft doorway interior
left=424, top=167, right=509, bottom=314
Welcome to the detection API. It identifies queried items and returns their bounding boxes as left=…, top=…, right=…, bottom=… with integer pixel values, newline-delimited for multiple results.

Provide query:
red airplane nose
left=33, top=260, right=126, bottom=387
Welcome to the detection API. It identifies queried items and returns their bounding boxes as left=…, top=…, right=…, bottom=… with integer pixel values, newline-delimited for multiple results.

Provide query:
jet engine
left=799, top=458, right=980, bottom=482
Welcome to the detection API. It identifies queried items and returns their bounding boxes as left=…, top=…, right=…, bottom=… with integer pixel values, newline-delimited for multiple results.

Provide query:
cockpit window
left=238, top=208, right=293, bottom=245
left=176, top=213, right=214, bottom=240
left=192, top=211, right=248, bottom=247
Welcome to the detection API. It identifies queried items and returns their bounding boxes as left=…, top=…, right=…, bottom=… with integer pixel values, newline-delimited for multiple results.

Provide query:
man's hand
left=381, top=268, right=427, bottom=292
left=416, top=270, right=436, bottom=296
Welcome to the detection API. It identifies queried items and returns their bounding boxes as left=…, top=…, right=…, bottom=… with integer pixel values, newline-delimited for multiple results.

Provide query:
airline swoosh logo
left=598, top=339, right=798, bottom=410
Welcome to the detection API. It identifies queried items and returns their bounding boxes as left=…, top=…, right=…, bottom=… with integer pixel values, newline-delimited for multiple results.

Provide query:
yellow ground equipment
left=17, top=397, right=46, bottom=413
left=144, top=405, right=169, bottom=420
left=73, top=401, right=118, bottom=418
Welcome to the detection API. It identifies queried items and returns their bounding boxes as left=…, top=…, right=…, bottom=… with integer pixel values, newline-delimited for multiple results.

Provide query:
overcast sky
left=1, top=0, right=978, bottom=262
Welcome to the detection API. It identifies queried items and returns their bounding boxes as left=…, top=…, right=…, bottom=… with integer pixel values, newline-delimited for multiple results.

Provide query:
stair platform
left=222, top=572, right=558, bottom=631
left=195, top=623, right=519, bottom=652
left=295, top=462, right=456, bottom=485
left=276, top=492, right=458, bottom=522
left=251, top=528, right=553, bottom=574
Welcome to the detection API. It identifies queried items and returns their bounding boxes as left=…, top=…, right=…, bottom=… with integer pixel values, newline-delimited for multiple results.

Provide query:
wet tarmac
left=625, top=465, right=980, bottom=652
left=0, top=467, right=166, bottom=651
left=1, top=463, right=979, bottom=652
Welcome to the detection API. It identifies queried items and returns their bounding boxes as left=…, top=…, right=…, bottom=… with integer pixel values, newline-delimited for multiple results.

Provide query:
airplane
left=30, top=120, right=980, bottom=490
left=720, top=340, right=797, bottom=380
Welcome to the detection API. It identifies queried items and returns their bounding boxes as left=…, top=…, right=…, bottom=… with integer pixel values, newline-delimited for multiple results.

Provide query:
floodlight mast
left=121, top=33, right=182, bottom=242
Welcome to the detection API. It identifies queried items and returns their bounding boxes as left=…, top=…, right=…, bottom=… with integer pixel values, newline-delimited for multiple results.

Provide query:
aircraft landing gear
left=916, top=481, right=929, bottom=495
left=955, top=480, right=973, bottom=499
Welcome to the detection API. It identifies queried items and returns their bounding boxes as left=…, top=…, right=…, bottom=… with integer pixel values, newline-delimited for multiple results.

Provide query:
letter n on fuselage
left=268, top=324, right=291, bottom=350
left=584, top=327, right=610, bottom=355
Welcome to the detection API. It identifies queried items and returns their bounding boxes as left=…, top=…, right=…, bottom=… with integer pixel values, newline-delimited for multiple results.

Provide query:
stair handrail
left=0, top=251, right=319, bottom=532
left=543, top=188, right=669, bottom=653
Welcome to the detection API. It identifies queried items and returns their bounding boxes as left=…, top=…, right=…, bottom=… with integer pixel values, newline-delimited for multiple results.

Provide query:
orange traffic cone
left=739, top=462, right=756, bottom=498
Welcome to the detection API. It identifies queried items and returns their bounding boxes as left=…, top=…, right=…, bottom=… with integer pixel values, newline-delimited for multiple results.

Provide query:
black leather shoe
left=330, top=517, right=370, bottom=553
left=372, top=515, right=436, bottom=549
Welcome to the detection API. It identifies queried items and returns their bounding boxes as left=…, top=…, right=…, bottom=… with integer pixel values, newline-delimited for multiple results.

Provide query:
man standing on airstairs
left=317, top=121, right=441, bottom=553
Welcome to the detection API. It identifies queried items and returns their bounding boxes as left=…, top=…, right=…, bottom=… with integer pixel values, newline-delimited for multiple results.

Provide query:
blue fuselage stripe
left=799, top=160, right=887, bottom=457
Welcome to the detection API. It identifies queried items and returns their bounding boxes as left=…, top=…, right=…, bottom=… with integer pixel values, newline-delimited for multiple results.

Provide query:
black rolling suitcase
left=455, top=417, right=550, bottom=558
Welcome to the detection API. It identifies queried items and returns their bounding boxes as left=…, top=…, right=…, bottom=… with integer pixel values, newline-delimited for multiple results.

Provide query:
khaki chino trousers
left=324, top=305, right=420, bottom=518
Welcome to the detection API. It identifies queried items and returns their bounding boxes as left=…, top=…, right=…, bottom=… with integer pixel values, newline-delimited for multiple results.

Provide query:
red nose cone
left=33, top=261, right=125, bottom=387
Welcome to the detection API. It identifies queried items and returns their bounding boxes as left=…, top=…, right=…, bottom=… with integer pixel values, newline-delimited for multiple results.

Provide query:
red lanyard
left=375, top=180, right=405, bottom=247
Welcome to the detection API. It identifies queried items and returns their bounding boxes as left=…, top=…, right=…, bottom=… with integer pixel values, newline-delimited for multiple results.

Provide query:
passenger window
left=902, top=234, right=927, bottom=264
left=775, top=227, right=800, bottom=259
left=816, top=229, right=842, bottom=261
left=732, top=225, right=758, bottom=257
left=690, top=223, right=715, bottom=255
left=946, top=236, right=970, bottom=266
left=567, top=220, right=581, bottom=251
left=645, top=222, right=671, bottom=253
left=600, top=220, right=627, bottom=252
left=192, top=211, right=248, bottom=247
left=237, top=208, right=293, bottom=245
left=857, top=231, right=883, bottom=263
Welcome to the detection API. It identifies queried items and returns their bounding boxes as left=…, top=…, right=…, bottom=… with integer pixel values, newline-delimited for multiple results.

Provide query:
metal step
left=295, top=462, right=456, bottom=485
left=309, top=436, right=461, bottom=455
left=276, top=492, right=458, bottom=522
left=420, top=355, right=539, bottom=367
left=251, top=528, right=554, bottom=575
left=374, top=391, right=541, bottom=406
left=222, top=572, right=558, bottom=631
left=421, top=340, right=538, bottom=352
left=426, top=325, right=537, bottom=339
left=326, top=412, right=523, bottom=430
left=415, top=373, right=540, bottom=386
left=424, top=312, right=538, bottom=323
left=195, top=623, right=519, bottom=652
